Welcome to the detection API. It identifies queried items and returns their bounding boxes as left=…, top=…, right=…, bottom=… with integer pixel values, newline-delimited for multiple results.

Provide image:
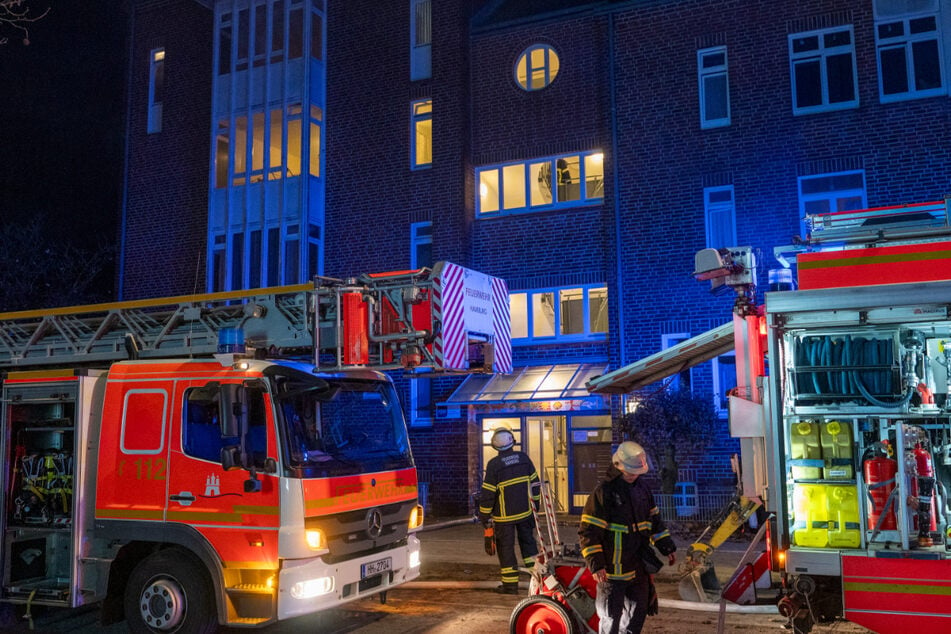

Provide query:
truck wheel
left=124, top=548, right=216, bottom=634
left=509, top=596, right=577, bottom=634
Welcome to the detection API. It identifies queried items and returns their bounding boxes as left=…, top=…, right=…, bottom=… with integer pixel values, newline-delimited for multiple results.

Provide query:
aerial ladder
left=0, top=261, right=512, bottom=374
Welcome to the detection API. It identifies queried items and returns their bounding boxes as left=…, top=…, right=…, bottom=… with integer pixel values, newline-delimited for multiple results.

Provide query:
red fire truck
left=589, top=200, right=951, bottom=633
left=0, top=262, right=511, bottom=632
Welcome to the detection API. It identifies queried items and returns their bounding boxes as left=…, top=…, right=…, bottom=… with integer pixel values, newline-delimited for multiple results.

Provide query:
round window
left=514, top=44, right=560, bottom=91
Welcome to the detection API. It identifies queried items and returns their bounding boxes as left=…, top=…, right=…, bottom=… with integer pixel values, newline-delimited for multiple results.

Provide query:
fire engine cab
left=0, top=262, right=510, bottom=632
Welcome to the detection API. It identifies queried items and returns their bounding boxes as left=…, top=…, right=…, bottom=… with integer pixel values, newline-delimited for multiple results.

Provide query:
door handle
left=170, top=493, right=195, bottom=502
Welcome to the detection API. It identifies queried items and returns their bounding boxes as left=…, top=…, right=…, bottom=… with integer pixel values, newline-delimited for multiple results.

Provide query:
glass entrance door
left=526, top=416, right=569, bottom=513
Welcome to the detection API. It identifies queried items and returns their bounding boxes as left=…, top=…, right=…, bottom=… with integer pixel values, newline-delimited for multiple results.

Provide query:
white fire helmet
left=491, top=427, right=516, bottom=451
left=613, top=441, right=649, bottom=475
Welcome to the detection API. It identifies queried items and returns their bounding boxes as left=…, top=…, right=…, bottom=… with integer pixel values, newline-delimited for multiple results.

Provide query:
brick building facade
left=120, top=0, right=951, bottom=516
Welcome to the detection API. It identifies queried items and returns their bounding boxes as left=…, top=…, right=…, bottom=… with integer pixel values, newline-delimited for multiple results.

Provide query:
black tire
left=123, top=548, right=217, bottom=634
left=509, top=595, right=577, bottom=634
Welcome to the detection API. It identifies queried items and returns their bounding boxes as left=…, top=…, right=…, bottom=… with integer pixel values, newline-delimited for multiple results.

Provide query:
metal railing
left=654, top=490, right=737, bottom=524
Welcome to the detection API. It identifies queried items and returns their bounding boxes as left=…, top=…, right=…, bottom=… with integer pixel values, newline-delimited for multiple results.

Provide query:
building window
left=515, top=44, right=560, bottom=91
left=874, top=0, right=944, bottom=102
left=410, top=220, right=433, bottom=427
left=798, top=171, right=866, bottom=236
left=789, top=26, right=858, bottom=114
left=698, top=46, right=730, bottom=128
left=662, top=333, right=692, bottom=392
left=215, top=103, right=315, bottom=187
left=411, top=99, right=432, bottom=169
left=216, top=0, right=310, bottom=74
left=509, top=285, right=608, bottom=344
left=411, top=221, right=433, bottom=269
left=477, top=151, right=603, bottom=216
left=704, top=186, right=736, bottom=248
left=712, top=352, right=736, bottom=418
left=147, top=48, right=165, bottom=134
left=410, top=0, right=432, bottom=80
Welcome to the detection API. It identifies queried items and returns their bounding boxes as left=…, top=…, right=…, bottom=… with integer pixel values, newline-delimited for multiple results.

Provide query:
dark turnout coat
left=578, top=466, right=676, bottom=581
left=479, top=449, right=540, bottom=524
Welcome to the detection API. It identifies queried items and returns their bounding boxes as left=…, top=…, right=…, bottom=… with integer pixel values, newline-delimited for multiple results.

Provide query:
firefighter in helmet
left=578, top=441, right=677, bottom=634
left=478, top=426, right=541, bottom=594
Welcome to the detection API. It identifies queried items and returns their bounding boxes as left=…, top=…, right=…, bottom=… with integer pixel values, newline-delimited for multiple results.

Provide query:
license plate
left=361, top=557, right=392, bottom=578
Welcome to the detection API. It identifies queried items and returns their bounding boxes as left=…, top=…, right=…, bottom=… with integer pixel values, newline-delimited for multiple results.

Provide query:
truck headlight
left=408, top=504, right=424, bottom=531
left=305, top=528, right=327, bottom=550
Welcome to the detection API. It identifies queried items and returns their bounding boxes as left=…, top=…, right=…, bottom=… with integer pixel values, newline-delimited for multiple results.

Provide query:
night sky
left=0, top=1, right=128, bottom=259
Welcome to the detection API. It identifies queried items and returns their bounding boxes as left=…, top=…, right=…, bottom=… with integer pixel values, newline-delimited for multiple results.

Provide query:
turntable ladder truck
left=0, top=261, right=511, bottom=632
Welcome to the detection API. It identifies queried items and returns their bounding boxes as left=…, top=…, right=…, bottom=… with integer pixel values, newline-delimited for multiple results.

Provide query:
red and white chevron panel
left=491, top=276, right=512, bottom=373
left=433, top=262, right=466, bottom=370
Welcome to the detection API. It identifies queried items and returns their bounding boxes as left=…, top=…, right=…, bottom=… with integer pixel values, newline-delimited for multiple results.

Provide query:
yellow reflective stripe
left=482, top=482, right=498, bottom=492
left=167, top=510, right=244, bottom=523
left=582, top=545, right=603, bottom=557
left=498, top=475, right=533, bottom=487
left=613, top=531, right=623, bottom=573
left=96, top=508, right=164, bottom=520
left=608, top=571, right=637, bottom=581
left=636, top=521, right=652, bottom=531
left=581, top=514, right=608, bottom=528
left=502, top=509, right=533, bottom=522
left=608, top=523, right=629, bottom=533
left=652, top=529, right=670, bottom=541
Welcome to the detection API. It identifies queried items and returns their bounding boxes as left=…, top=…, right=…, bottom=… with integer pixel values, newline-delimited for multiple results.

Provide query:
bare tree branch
left=0, top=0, right=50, bottom=46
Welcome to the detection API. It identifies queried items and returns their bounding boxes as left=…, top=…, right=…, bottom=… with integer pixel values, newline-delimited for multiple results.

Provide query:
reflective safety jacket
left=479, top=449, right=540, bottom=524
left=578, top=466, right=676, bottom=581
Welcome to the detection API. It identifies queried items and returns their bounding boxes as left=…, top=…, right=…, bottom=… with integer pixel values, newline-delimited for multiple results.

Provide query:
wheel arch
left=98, top=520, right=226, bottom=626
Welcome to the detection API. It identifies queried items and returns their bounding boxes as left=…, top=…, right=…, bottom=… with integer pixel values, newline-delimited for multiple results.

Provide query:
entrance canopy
left=442, top=363, right=609, bottom=405
left=586, top=321, right=735, bottom=394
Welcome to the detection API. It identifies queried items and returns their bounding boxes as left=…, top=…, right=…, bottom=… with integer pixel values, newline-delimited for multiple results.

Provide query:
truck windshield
left=269, top=370, right=413, bottom=477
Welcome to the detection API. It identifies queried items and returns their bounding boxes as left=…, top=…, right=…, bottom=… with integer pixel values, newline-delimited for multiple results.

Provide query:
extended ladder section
left=804, top=199, right=951, bottom=245
left=0, top=261, right=512, bottom=374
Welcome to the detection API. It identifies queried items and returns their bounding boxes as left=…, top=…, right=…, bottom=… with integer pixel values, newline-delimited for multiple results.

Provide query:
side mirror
left=219, top=383, right=245, bottom=439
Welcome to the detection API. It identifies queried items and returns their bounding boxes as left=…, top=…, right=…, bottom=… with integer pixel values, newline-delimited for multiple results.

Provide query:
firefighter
left=478, top=427, right=541, bottom=594
left=578, top=441, right=677, bottom=634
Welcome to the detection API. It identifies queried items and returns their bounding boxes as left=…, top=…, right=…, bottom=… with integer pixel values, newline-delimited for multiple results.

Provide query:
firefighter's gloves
left=593, top=568, right=608, bottom=584
left=484, top=523, right=496, bottom=556
left=668, top=552, right=677, bottom=566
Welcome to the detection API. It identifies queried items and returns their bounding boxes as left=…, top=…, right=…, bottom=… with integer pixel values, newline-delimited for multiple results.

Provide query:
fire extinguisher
left=914, top=441, right=936, bottom=547
left=864, top=441, right=897, bottom=532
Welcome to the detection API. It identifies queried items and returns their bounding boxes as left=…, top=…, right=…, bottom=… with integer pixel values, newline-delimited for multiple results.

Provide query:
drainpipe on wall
left=116, top=6, right=135, bottom=300
left=608, top=13, right=626, bottom=369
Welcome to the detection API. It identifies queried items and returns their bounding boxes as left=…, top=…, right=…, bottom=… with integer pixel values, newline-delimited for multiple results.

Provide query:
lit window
left=874, top=0, right=944, bottom=102
left=515, top=44, right=560, bottom=91
left=147, top=48, right=165, bottom=134
left=704, top=186, right=735, bottom=249
left=309, top=105, right=322, bottom=178
left=477, top=151, right=603, bottom=216
left=789, top=26, right=858, bottom=114
left=410, top=0, right=432, bottom=80
left=509, top=285, right=608, bottom=344
left=411, top=99, right=432, bottom=169
left=698, top=46, right=730, bottom=128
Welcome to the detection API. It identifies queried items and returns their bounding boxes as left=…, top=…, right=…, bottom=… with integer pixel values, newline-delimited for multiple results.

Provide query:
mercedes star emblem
left=366, top=508, right=383, bottom=538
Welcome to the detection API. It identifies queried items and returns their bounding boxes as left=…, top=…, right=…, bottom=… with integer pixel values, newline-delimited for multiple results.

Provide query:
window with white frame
left=698, top=46, right=730, bottom=128
left=509, top=285, right=608, bottom=344
left=147, top=48, right=165, bottom=134
left=798, top=171, right=866, bottom=223
left=217, top=0, right=311, bottom=76
left=478, top=151, right=603, bottom=216
left=514, top=44, right=560, bottom=91
left=410, top=221, right=434, bottom=426
left=410, top=0, right=432, bottom=80
left=712, top=352, right=736, bottom=417
left=704, top=186, right=736, bottom=249
left=411, top=99, right=432, bottom=169
left=212, top=222, right=320, bottom=292
left=874, top=0, right=945, bottom=102
left=662, top=333, right=692, bottom=392
left=215, top=103, right=320, bottom=187
left=789, top=26, right=858, bottom=114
